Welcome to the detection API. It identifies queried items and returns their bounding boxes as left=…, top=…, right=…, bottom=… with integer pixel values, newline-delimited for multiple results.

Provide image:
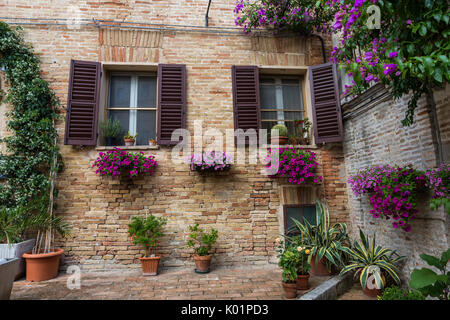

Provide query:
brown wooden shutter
left=231, top=66, right=261, bottom=144
left=157, top=64, right=186, bottom=145
left=64, top=60, right=101, bottom=146
left=309, top=63, right=343, bottom=144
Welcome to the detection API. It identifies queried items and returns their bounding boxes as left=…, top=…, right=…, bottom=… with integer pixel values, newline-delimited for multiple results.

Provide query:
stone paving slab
left=11, top=265, right=333, bottom=300
left=337, top=282, right=376, bottom=300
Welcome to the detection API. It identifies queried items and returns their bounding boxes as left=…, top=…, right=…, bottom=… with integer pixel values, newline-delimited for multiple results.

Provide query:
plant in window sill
left=124, top=132, right=137, bottom=146
left=148, top=138, right=157, bottom=147
left=189, top=151, right=233, bottom=173
left=100, top=117, right=122, bottom=146
left=270, top=124, right=289, bottom=145
left=265, top=146, right=323, bottom=186
left=92, top=147, right=157, bottom=179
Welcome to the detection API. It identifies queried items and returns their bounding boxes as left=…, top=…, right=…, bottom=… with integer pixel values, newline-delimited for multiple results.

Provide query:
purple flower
left=389, top=51, right=398, bottom=59
left=383, top=63, right=397, bottom=75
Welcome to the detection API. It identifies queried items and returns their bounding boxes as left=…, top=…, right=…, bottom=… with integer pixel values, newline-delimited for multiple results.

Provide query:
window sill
left=95, top=145, right=160, bottom=151
left=284, top=144, right=319, bottom=149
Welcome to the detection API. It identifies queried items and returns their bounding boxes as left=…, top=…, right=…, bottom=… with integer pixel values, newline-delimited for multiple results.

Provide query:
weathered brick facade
left=0, top=1, right=349, bottom=271
left=342, top=83, right=450, bottom=282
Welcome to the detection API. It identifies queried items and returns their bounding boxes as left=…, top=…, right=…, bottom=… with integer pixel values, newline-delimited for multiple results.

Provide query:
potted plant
left=0, top=204, right=36, bottom=280
left=276, top=241, right=298, bottom=299
left=99, top=117, right=122, bottom=146
left=301, top=118, right=312, bottom=145
left=187, top=224, right=218, bottom=273
left=339, top=230, right=405, bottom=297
left=292, top=200, right=350, bottom=276
left=270, top=124, right=288, bottom=145
left=124, top=132, right=137, bottom=146
left=295, top=245, right=311, bottom=290
left=22, top=195, right=71, bottom=282
left=0, top=257, right=19, bottom=299
left=128, top=214, right=167, bottom=276
left=148, top=138, right=157, bottom=147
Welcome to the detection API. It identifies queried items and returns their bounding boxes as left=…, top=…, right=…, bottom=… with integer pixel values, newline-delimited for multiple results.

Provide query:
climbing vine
left=0, top=22, right=62, bottom=208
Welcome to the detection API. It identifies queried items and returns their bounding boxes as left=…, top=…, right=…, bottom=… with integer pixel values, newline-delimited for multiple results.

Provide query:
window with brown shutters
left=232, top=66, right=261, bottom=144
left=309, top=63, right=343, bottom=144
left=64, top=60, right=101, bottom=146
left=157, top=64, right=186, bottom=145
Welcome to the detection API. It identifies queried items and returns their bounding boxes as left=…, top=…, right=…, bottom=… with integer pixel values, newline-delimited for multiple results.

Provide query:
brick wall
left=342, top=83, right=450, bottom=283
left=0, top=0, right=347, bottom=271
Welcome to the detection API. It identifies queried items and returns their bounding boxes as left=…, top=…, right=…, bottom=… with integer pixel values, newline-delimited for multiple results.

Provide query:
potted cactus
left=128, top=214, right=167, bottom=276
left=187, top=224, right=218, bottom=274
left=270, top=124, right=288, bottom=145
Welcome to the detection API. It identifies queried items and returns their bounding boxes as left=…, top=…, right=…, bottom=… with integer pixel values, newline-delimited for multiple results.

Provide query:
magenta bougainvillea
left=349, top=164, right=449, bottom=232
left=92, top=147, right=157, bottom=179
left=189, top=151, right=233, bottom=172
left=266, top=146, right=323, bottom=185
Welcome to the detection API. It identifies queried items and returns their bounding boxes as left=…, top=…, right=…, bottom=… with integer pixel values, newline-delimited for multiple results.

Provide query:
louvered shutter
left=231, top=66, right=261, bottom=144
left=157, top=64, right=186, bottom=145
left=64, top=60, right=101, bottom=146
left=309, top=63, right=343, bottom=143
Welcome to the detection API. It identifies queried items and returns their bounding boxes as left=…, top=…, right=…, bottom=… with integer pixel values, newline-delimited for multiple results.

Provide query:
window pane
left=109, top=76, right=131, bottom=108
left=285, top=207, right=303, bottom=235
left=262, top=111, right=278, bottom=120
left=303, top=206, right=317, bottom=225
left=109, top=110, right=129, bottom=146
left=136, top=110, right=156, bottom=145
left=284, top=111, right=303, bottom=121
left=282, top=82, right=303, bottom=111
left=137, top=76, right=157, bottom=108
left=260, top=85, right=277, bottom=110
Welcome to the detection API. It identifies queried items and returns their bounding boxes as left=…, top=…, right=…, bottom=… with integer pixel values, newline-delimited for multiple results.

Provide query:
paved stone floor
left=337, top=282, right=376, bottom=300
left=11, top=265, right=335, bottom=300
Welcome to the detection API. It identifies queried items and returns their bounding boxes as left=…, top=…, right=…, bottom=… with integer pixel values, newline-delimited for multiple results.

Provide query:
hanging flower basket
left=189, top=151, right=233, bottom=173
left=92, top=147, right=158, bottom=179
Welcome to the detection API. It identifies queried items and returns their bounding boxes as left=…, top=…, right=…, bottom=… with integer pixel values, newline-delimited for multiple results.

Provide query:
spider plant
left=292, top=200, right=350, bottom=271
left=339, top=229, right=405, bottom=290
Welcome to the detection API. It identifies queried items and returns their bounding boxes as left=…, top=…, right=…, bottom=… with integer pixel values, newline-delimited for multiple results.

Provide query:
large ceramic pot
left=282, top=281, right=297, bottom=299
left=193, top=254, right=212, bottom=273
left=22, top=248, right=64, bottom=282
left=139, top=256, right=160, bottom=276
left=0, top=258, right=19, bottom=300
left=310, top=255, right=332, bottom=276
left=296, top=274, right=310, bottom=290
left=0, top=239, right=35, bottom=280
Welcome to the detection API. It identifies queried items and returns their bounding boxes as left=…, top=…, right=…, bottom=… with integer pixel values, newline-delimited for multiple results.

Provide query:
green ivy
left=0, top=22, right=62, bottom=208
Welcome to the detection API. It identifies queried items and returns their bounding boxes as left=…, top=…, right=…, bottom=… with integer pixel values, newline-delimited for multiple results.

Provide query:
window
left=107, top=73, right=157, bottom=146
left=260, top=76, right=304, bottom=136
left=283, top=204, right=316, bottom=237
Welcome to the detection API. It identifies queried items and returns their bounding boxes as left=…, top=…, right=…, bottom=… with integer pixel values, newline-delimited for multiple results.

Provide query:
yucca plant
left=292, top=200, right=350, bottom=271
left=339, top=229, right=405, bottom=290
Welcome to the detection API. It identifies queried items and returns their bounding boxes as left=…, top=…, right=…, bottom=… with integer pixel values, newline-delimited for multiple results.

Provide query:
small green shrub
left=128, top=214, right=167, bottom=257
left=187, top=224, right=218, bottom=256
left=378, top=286, right=425, bottom=300
left=271, top=124, right=288, bottom=137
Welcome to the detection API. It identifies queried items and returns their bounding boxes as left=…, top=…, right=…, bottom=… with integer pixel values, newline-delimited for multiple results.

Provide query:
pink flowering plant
left=92, top=147, right=157, bottom=179
left=266, top=146, right=323, bottom=185
left=349, top=164, right=449, bottom=232
left=189, top=151, right=233, bottom=172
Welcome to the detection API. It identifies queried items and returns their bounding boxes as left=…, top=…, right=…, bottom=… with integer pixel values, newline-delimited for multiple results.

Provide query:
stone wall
left=342, top=83, right=450, bottom=283
left=0, top=0, right=347, bottom=271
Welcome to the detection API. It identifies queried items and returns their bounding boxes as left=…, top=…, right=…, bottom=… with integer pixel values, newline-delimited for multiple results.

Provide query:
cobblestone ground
left=337, top=282, right=376, bottom=300
left=11, top=265, right=292, bottom=300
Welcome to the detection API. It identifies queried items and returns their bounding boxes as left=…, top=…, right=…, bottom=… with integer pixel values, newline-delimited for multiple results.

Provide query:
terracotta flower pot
left=22, top=248, right=64, bottom=282
left=310, top=255, right=332, bottom=276
left=296, top=273, right=310, bottom=290
left=124, top=138, right=135, bottom=146
left=363, top=273, right=386, bottom=298
left=271, top=136, right=288, bottom=145
left=139, top=256, right=160, bottom=276
left=194, top=254, right=211, bottom=273
left=282, top=281, right=297, bottom=299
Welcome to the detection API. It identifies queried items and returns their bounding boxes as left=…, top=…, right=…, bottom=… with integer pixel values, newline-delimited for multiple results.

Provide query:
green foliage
left=377, top=286, right=425, bottom=300
left=339, top=229, right=405, bottom=290
left=99, top=117, right=122, bottom=138
left=124, top=132, right=137, bottom=140
left=409, top=248, right=450, bottom=300
left=0, top=202, right=34, bottom=244
left=271, top=124, right=288, bottom=137
left=187, top=224, right=219, bottom=256
left=276, top=239, right=311, bottom=282
left=0, top=22, right=61, bottom=207
left=128, top=215, right=167, bottom=257
left=292, top=200, right=350, bottom=271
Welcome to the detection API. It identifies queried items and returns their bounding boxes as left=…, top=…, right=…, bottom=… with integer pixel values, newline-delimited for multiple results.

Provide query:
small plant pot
left=296, top=273, right=310, bottom=290
left=271, top=136, right=289, bottom=145
left=148, top=141, right=157, bottom=147
left=124, top=138, right=135, bottom=146
left=22, top=248, right=64, bottom=282
left=310, top=255, right=332, bottom=276
left=193, top=254, right=211, bottom=273
left=282, top=281, right=297, bottom=299
left=139, top=256, right=160, bottom=276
